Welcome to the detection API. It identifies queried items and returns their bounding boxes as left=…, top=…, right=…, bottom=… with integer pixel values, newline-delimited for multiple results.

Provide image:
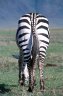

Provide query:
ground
left=0, top=29, right=63, bottom=96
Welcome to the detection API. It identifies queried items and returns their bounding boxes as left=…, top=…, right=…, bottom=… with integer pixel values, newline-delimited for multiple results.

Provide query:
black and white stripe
left=16, top=13, right=49, bottom=60
left=16, top=13, right=49, bottom=89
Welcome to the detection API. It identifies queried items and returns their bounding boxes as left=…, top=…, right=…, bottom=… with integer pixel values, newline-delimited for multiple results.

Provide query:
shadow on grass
left=45, top=63, right=63, bottom=68
left=45, top=63, right=57, bottom=67
left=0, top=83, right=18, bottom=94
left=0, top=84, right=11, bottom=94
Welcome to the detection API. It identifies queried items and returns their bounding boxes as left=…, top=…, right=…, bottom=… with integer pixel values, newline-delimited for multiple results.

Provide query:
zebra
left=16, top=13, right=49, bottom=92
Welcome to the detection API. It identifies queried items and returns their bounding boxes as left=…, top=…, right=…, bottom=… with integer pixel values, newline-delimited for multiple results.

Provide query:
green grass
left=0, top=29, right=63, bottom=96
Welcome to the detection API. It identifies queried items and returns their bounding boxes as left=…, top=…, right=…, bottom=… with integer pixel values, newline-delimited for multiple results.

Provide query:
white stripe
left=37, top=17, right=48, bottom=21
left=18, top=22, right=31, bottom=29
left=19, top=16, right=30, bottom=21
left=18, top=29, right=30, bottom=36
left=40, top=47, right=46, bottom=52
left=38, top=35, right=49, bottom=42
left=18, top=33, right=30, bottom=40
left=36, top=22, right=48, bottom=28
left=39, top=42, right=48, bottom=48
left=40, top=52, right=46, bottom=57
left=37, top=29, right=49, bottom=35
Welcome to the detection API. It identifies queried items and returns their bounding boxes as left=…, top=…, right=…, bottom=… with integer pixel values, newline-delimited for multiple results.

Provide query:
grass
left=0, top=29, right=63, bottom=96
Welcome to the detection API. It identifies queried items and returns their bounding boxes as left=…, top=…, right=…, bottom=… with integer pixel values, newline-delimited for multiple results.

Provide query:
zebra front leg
left=38, top=58, right=45, bottom=91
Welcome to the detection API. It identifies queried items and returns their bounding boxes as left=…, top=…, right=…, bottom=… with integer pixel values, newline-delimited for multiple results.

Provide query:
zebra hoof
left=40, top=89, right=46, bottom=92
left=40, top=86, right=45, bottom=92
left=19, top=80, right=24, bottom=86
left=27, top=87, right=33, bottom=92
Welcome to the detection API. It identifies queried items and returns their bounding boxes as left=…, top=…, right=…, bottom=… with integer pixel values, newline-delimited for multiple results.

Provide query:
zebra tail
left=32, top=30, right=39, bottom=60
left=31, top=13, right=39, bottom=61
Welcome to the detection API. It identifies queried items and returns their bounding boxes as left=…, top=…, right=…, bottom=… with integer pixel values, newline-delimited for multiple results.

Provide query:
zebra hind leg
left=27, top=59, right=34, bottom=92
left=18, top=55, right=25, bottom=86
left=38, top=58, right=45, bottom=91
left=19, top=74, right=25, bottom=86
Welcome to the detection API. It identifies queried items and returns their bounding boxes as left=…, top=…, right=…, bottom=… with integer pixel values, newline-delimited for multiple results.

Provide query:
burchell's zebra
left=16, top=13, right=49, bottom=92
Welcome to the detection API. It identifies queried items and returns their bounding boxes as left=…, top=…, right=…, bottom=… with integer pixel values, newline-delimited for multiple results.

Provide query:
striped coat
left=16, top=13, right=49, bottom=92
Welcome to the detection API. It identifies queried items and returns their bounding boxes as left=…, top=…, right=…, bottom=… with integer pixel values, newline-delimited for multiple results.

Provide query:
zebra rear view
left=16, top=13, right=49, bottom=92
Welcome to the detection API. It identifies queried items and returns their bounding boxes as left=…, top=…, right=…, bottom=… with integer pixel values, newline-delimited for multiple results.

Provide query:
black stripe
left=40, top=40, right=49, bottom=45
left=37, top=25, right=48, bottom=31
left=39, top=54, right=45, bottom=58
left=19, top=39, right=27, bottom=44
left=33, top=13, right=34, bottom=25
left=39, top=53, right=45, bottom=57
left=37, top=19, right=49, bottom=24
left=36, top=15, right=46, bottom=18
left=24, top=59, right=30, bottom=62
left=24, top=60, right=29, bottom=62
left=40, top=51, right=46, bottom=54
left=38, top=33, right=48, bottom=38
left=23, top=48, right=29, bottom=51
left=22, top=14, right=30, bottom=18
left=20, top=44, right=28, bottom=48
left=18, top=19, right=30, bottom=25
left=17, top=26, right=30, bottom=32
left=24, top=55, right=30, bottom=59
left=40, top=46, right=46, bottom=50
left=19, top=33, right=29, bottom=38
left=23, top=52, right=30, bottom=55
left=48, top=31, right=50, bottom=38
